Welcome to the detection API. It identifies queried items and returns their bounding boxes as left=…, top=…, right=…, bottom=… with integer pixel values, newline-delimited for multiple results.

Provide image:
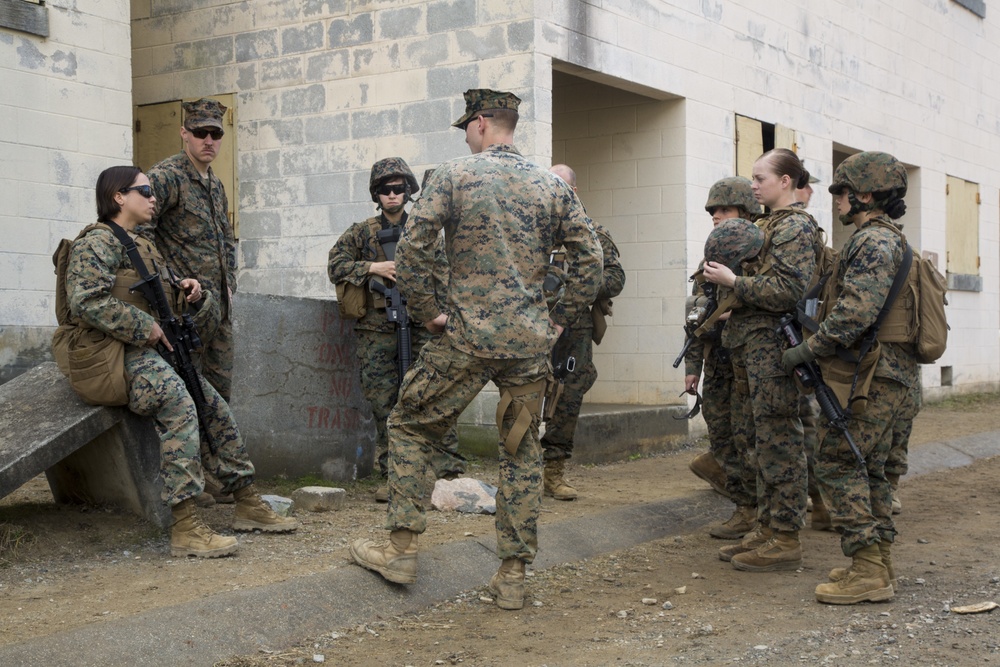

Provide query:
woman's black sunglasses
left=187, top=127, right=224, bottom=141
left=121, top=185, right=155, bottom=198
left=377, top=184, right=407, bottom=196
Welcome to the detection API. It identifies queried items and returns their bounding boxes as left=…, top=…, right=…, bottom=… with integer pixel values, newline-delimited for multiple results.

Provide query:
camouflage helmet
left=704, top=218, right=765, bottom=271
left=369, top=157, right=420, bottom=202
left=705, top=176, right=759, bottom=216
left=829, top=151, right=907, bottom=197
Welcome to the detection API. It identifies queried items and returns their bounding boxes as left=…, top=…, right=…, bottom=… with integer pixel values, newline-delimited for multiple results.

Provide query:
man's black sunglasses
left=377, top=183, right=407, bottom=196
left=460, top=113, right=493, bottom=130
left=187, top=127, right=224, bottom=141
left=120, top=185, right=154, bottom=198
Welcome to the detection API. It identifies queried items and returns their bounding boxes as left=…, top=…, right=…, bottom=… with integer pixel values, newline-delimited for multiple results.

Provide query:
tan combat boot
left=544, top=459, right=578, bottom=501
left=731, top=530, right=802, bottom=572
left=887, top=473, right=902, bottom=514
left=489, top=558, right=526, bottom=610
left=689, top=451, right=729, bottom=498
left=350, top=529, right=419, bottom=584
left=233, top=484, right=299, bottom=533
left=815, top=544, right=894, bottom=604
left=709, top=505, right=756, bottom=539
left=829, top=542, right=897, bottom=592
left=719, top=524, right=771, bottom=562
left=373, top=484, right=389, bottom=503
left=170, top=498, right=238, bottom=558
left=810, top=492, right=833, bottom=531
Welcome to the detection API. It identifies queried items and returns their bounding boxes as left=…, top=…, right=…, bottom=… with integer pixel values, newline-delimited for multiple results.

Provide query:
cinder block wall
left=0, top=0, right=134, bottom=383
left=552, top=74, right=687, bottom=405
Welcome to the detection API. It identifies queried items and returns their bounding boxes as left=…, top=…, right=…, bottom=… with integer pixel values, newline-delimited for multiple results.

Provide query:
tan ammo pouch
left=496, top=379, right=547, bottom=456
left=58, top=326, right=128, bottom=407
left=335, top=281, right=369, bottom=319
left=591, top=298, right=613, bottom=344
left=817, top=340, right=881, bottom=416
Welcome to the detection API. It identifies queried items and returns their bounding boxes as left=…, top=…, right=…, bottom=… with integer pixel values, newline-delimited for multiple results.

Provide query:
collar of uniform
left=179, top=152, right=215, bottom=183
left=484, top=143, right=521, bottom=157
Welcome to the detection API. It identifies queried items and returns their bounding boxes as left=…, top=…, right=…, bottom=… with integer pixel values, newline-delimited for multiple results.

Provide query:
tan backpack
left=51, top=224, right=129, bottom=406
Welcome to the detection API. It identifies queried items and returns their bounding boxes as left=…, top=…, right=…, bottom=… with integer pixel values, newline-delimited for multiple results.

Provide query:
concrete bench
left=0, top=362, right=168, bottom=528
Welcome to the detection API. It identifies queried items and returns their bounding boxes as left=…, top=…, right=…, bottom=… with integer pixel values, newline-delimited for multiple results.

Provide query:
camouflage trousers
left=199, top=316, right=233, bottom=403
left=703, top=347, right=754, bottom=507
left=800, top=393, right=822, bottom=499
left=125, top=346, right=254, bottom=507
left=885, top=380, right=921, bottom=478
left=386, top=336, right=548, bottom=563
left=356, top=326, right=465, bottom=478
left=813, top=376, right=908, bottom=556
left=541, top=325, right=596, bottom=461
left=730, top=328, right=808, bottom=532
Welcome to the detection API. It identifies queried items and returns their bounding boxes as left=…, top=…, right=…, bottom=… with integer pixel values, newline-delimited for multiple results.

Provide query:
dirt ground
left=2, top=394, right=999, bottom=666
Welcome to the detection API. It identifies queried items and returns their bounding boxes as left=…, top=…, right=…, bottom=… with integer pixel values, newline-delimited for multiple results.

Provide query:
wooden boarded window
left=735, top=115, right=796, bottom=178
left=945, top=175, right=979, bottom=277
left=134, top=94, right=239, bottom=237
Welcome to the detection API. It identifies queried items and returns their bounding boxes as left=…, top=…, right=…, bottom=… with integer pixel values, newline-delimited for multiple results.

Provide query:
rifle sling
left=105, top=222, right=156, bottom=283
left=802, top=235, right=913, bottom=411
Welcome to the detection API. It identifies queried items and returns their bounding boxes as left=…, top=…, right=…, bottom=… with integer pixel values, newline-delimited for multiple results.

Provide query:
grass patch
left=0, top=522, right=35, bottom=566
left=933, top=391, right=1000, bottom=412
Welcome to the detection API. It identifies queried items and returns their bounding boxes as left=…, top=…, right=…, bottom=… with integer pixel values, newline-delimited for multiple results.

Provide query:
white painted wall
left=0, top=0, right=133, bottom=378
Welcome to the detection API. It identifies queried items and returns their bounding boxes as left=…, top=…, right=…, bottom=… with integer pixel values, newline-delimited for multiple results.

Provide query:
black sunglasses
left=187, top=127, right=224, bottom=141
left=120, top=185, right=154, bottom=198
left=377, top=183, right=407, bottom=196
left=460, top=113, right=494, bottom=130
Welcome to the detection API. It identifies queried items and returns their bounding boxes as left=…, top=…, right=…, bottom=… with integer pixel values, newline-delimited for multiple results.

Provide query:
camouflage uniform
left=805, top=215, right=917, bottom=556
left=541, top=223, right=625, bottom=462
left=66, top=227, right=254, bottom=507
left=144, top=99, right=236, bottom=401
left=328, top=210, right=464, bottom=478
left=387, top=142, right=602, bottom=562
left=722, top=210, right=818, bottom=533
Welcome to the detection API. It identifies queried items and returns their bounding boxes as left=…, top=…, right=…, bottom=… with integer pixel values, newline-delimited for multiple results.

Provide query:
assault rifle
left=672, top=282, right=719, bottom=369
left=776, top=314, right=866, bottom=471
left=369, top=227, right=412, bottom=383
left=106, top=222, right=217, bottom=455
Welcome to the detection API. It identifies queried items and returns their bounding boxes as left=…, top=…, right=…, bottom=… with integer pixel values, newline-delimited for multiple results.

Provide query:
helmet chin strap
left=840, top=191, right=874, bottom=225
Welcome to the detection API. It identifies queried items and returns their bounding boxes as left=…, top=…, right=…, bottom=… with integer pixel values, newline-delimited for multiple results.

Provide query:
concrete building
left=2, top=0, right=997, bottom=479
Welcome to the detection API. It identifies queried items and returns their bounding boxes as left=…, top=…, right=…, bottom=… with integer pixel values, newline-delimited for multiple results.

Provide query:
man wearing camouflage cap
left=144, top=98, right=236, bottom=408
left=328, top=158, right=465, bottom=497
left=350, top=89, right=603, bottom=610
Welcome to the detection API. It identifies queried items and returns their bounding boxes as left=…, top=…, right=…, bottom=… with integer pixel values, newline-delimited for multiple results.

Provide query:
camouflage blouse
left=807, top=215, right=918, bottom=387
left=144, top=153, right=236, bottom=317
left=398, top=144, right=603, bottom=359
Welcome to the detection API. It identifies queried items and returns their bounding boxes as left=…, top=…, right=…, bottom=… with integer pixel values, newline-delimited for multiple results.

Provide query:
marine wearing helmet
left=368, top=157, right=420, bottom=206
left=705, top=176, right=760, bottom=219
left=829, top=152, right=907, bottom=222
